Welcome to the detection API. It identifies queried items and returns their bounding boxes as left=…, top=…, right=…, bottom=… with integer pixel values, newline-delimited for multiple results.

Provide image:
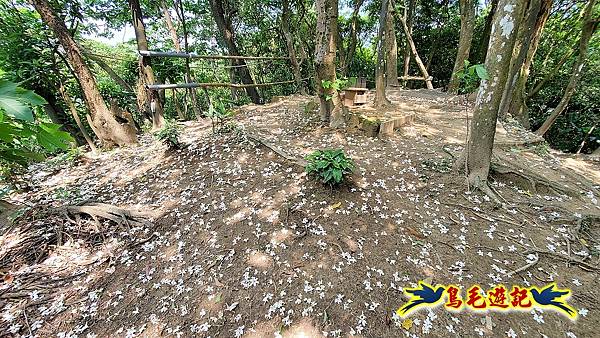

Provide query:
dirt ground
left=1, top=89, right=599, bottom=337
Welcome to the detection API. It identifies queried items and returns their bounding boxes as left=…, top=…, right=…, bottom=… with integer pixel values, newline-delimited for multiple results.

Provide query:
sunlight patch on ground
left=247, top=250, right=273, bottom=269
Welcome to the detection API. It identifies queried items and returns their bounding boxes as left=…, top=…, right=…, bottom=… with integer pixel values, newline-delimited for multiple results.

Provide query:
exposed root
left=246, top=132, right=308, bottom=168
left=506, top=253, right=539, bottom=277
left=0, top=202, right=153, bottom=302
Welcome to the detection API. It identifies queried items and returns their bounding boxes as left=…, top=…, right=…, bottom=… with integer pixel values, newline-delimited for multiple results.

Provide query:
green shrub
left=305, top=149, right=355, bottom=185
left=154, top=121, right=182, bottom=150
left=455, top=60, right=489, bottom=94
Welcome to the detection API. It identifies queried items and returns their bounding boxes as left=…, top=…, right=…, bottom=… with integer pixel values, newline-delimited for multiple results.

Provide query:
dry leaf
left=330, top=202, right=342, bottom=209
left=401, top=318, right=413, bottom=330
left=3, top=273, right=14, bottom=284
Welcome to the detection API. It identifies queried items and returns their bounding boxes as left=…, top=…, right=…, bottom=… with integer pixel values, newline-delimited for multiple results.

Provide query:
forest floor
left=1, top=89, right=599, bottom=338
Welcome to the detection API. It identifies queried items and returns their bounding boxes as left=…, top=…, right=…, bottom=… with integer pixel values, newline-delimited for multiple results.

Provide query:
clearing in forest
left=1, top=89, right=599, bottom=337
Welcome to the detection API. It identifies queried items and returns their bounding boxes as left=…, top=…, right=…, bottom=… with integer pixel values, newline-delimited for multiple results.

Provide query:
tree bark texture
left=402, top=0, right=415, bottom=83
left=30, top=0, right=137, bottom=146
left=208, top=0, right=262, bottom=104
left=477, top=0, right=499, bottom=63
left=375, top=0, right=392, bottom=106
left=129, top=0, right=165, bottom=129
left=448, top=0, right=476, bottom=93
left=174, top=0, right=202, bottom=118
left=498, top=0, right=542, bottom=122
left=506, top=0, right=553, bottom=127
left=282, top=0, right=306, bottom=94
left=315, top=0, right=346, bottom=128
left=465, top=0, right=524, bottom=189
left=385, top=5, right=399, bottom=87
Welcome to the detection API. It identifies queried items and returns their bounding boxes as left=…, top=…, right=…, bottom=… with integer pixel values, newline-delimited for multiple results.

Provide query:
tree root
left=61, top=202, right=150, bottom=229
left=246, top=133, right=308, bottom=168
left=506, top=253, right=539, bottom=277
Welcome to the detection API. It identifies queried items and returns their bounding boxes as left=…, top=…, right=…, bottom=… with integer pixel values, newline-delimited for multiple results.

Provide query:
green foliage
left=321, top=77, right=356, bottom=101
left=207, top=100, right=235, bottom=132
left=528, top=2, right=600, bottom=154
left=455, top=60, right=489, bottom=94
left=154, top=120, right=182, bottom=150
left=0, top=80, right=73, bottom=167
left=305, top=149, right=355, bottom=185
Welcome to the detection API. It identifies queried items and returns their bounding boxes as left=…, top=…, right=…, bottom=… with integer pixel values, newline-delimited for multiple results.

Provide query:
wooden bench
left=342, top=77, right=368, bottom=107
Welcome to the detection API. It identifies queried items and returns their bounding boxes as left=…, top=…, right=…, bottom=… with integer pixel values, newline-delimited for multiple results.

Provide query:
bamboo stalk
left=138, top=50, right=294, bottom=60
left=146, top=78, right=309, bottom=90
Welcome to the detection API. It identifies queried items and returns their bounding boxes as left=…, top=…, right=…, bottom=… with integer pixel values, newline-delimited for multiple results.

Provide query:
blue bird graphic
left=530, top=284, right=577, bottom=318
left=397, top=282, right=445, bottom=316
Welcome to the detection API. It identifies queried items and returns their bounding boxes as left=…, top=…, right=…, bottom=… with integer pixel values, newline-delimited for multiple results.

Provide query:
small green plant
left=305, top=149, right=355, bottom=185
left=456, top=60, right=489, bottom=94
left=207, top=100, right=234, bottom=132
left=321, top=77, right=356, bottom=101
left=154, top=120, right=182, bottom=150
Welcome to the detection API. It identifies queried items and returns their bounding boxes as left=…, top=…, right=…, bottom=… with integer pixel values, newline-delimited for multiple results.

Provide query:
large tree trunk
left=476, top=0, right=499, bottom=63
left=463, top=0, right=524, bottom=192
left=497, top=0, right=543, bottom=122
left=397, top=8, right=434, bottom=89
left=208, top=0, right=262, bottom=104
left=448, top=0, right=476, bottom=93
left=282, top=0, right=306, bottom=94
left=505, top=0, right=552, bottom=127
left=129, top=0, right=165, bottom=129
left=402, top=0, right=415, bottom=85
left=30, top=0, right=137, bottom=146
left=174, top=0, right=202, bottom=118
left=315, top=0, right=346, bottom=128
left=374, top=0, right=392, bottom=107
left=385, top=5, right=399, bottom=87
left=160, top=0, right=181, bottom=52
left=536, top=0, right=597, bottom=136
left=343, top=0, right=365, bottom=76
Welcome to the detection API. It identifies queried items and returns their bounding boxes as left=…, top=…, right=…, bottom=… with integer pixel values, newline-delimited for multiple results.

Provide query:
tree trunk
left=208, top=0, right=262, bottom=104
left=402, top=0, right=415, bottom=85
left=84, top=51, right=134, bottom=93
left=448, top=0, right=476, bottom=93
left=30, top=0, right=137, bottom=146
left=535, top=0, right=597, bottom=136
left=174, top=0, right=202, bottom=118
left=385, top=5, right=399, bottom=87
left=315, top=0, right=346, bottom=128
left=282, top=0, right=306, bottom=94
left=398, top=9, right=434, bottom=89
left=343, top=0, right=365, bottom=76
left=374, top=0, right=392, bottom=107
left=497, top=0, right=543, bottom=122
left=160, top=0, right=181, bottom=52
left=505, top=0, right=552, bottom=127
left=129, top=0, right=165, bottom=129
left=463, top=0, right=524, bottom=192
left=57, top=83, right=98, bottom=152
left=476, top=0, right=499, bottom=63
